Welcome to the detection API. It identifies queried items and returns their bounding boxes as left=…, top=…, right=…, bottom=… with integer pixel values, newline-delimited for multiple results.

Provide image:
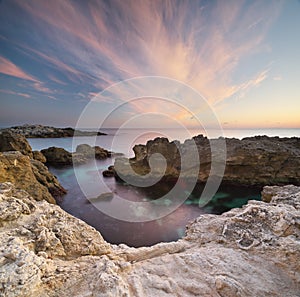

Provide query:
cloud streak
left=0, top=56, right=37, bottom=82
left=0, top=0, right=283, bottom=125
left=11, top=0, right=280, bottom=103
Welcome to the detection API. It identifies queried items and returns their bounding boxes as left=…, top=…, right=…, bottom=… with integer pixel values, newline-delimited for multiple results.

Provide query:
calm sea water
left=28, top=128, right=298, bottom=247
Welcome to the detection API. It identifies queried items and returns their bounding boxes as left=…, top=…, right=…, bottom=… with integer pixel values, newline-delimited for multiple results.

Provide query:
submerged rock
left=0, top=182, right=299, bottom=296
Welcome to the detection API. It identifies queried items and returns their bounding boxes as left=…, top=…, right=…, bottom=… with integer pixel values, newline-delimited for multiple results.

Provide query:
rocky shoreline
left=0, top=131, right=299, bottom=296
left=0, top=182, right=299, bottom=296
left=1, top=124, right=107, bottom=138
left=113, top=135, right=300, bottom=187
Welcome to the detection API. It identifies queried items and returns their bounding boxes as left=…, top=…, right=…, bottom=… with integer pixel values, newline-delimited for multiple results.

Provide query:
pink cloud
left=0, top=89, right=31, bottom=99
left=0, top=56, right=37, bottom=82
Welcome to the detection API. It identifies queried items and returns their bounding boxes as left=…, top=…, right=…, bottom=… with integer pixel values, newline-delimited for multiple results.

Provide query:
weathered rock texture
left=1, top=124, right=106, bottom=138
left=0, top=131, right=33, bottom=158
left=0, top=182, right=299, bottom=296
left=0, top=132, right=66, bottom=203
left=0, top=152, right=65, bottom=203
left=115, top=135, right=300, bottom=186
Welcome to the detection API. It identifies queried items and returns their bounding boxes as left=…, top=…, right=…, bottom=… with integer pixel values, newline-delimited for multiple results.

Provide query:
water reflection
left=50, top=159, right=261, bottom=247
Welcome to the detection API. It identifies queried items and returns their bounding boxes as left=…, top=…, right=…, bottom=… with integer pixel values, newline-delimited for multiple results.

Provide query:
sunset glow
left=0, top=0, right=299, bottom=128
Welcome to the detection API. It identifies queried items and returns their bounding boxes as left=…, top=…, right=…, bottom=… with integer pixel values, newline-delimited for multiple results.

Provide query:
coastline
left=0, top=127, right=299, bottom=296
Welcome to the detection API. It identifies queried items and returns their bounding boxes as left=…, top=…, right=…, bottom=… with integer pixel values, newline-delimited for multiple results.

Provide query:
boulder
left=76, top=144, right=110, bottom=159
left=0, top=182, right=299, bottom=296
left=0, top=131, right=33, bottom=158
left=41, top=147, right=73, bottom=166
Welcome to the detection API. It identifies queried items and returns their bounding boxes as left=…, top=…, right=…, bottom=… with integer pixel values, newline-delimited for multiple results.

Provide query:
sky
left=0, top=0, right=299, bottom=129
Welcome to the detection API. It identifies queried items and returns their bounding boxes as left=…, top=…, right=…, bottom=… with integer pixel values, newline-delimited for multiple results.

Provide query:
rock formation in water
left=41, top=144, right=112, bottom=166
left=0, top=131, right=66, bottom=203
left=114, top=135, right=300, bottom=186
left=0, top=182, right=299, bottom=296
left=1, top=124, right=106, bottom=138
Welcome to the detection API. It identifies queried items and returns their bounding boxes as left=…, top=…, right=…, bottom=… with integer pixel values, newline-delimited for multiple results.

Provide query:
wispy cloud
left=1, top=0, right=283, bottom=117
left=0, top=56, right=37, bottom=82
left=0, top=89, right=31, bottom=99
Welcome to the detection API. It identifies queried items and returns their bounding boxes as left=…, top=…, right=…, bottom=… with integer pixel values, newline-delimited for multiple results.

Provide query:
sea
left=27, top=128, right=300, bottom=247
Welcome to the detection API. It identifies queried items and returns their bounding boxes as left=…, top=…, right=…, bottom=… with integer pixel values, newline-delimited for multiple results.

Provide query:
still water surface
left=28, top=128, right=297, bottom=246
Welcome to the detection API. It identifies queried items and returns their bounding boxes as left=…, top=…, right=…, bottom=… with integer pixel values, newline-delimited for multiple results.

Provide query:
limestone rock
left=115, top=135, right=300, bottom=186
left=0, top=131, right=33, bottom=158
left=0, top=182, right=299, bottom=296
left=0, top=152, right=65, bottom=203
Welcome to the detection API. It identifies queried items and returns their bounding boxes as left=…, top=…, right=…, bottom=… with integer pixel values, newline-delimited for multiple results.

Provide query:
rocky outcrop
left=0, top=152, right=65, bottom=203
left=0, top=131, right=33, bottom=158
left=42, top=144, right=112, bottom=166
left=114, top=135, right=300, bottom=186
left=0, top=132, right=66, bottom=203
left=0, top=182, right=299, bottom=296
left=1, top=124, right=106, bottom=138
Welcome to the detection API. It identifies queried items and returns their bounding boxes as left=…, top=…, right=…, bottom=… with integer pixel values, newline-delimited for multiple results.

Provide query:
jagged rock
left=0, top=131, right=33, bottom=158
left=41, top=147, right=73, bottom=166
left=0, top=152, right=65, bottom=203
left=32, top=150, right=46, bottom=163
left=115, top=135, right=300, bottom=186
left=0, top=182, right=299, bottom=296
left=1, top=124, right=106, bottom=138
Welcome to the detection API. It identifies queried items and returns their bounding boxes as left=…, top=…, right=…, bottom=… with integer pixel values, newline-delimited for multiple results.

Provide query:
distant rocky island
left=0, top=130, right=299, bottom=296
left=1, top=124, right=106, bottom=138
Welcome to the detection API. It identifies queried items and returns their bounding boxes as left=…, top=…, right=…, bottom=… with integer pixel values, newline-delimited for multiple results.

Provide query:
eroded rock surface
left=0, top=131, right=33, bottom=158
left=0, top=182, right=299, bottom=296
left=0, top=152, right=65, bottom=203
left=0, top=132, right=66, bottom=203
left=115, top=135, right=300, bottom=186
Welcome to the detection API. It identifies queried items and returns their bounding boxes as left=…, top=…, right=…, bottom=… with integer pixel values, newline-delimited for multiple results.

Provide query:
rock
left=103, top=166, right=115, bottom=178
left=30, top=159, right=67, bottom=198
left=76, top=144, right=111, bottom=159
left=41, top=145, right=112, bottom=166
left=0, top=151, right=65, bottom=203
left=0, top=182, right=299, bottom=296
left=114, top=135, right=300, bottom=186
left=32, top=151, right=46, bottom=163
left=41, top=147, right=73, bottom=166
left=0, top=131, right=33, bottom=158
left=1, top=124, right=107, bottom=138
left=89, top=192, right=114, bottom=201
